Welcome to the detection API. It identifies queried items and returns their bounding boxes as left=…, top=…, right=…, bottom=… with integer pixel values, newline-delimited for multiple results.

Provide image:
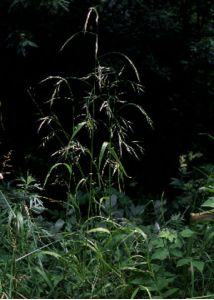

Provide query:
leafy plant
left=30, top=7, right=152, bottom=218
left=6, top=31, right=38, bottom=56
left=0, top=169, right=214, bottom=298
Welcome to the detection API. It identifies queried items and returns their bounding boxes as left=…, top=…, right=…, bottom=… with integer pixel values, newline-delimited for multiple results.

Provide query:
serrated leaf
left=192, top=260, right=204, bottom=273
left=151, top=248, right=169, bottom=261
left=201, top=197, right=214, bottom=208
left=156, top=276, right=175, bottom=290
left=159, top=229, right=177, bottom=242
left=170, top=248, right=183, bottom=257
left=150, top=238, right=165, bottom=248
left=177, top=258, right=191, bottom=267
left=180, top=228, right=195, bottom=238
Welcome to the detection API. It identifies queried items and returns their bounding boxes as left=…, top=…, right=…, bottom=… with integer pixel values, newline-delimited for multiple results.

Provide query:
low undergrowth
left=0, top=168, right=214, bottom=298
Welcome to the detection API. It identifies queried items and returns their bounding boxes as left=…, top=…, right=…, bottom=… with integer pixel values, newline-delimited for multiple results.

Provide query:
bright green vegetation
left=0, top=6, right=214, bottom=299
left=0, top=161, right=214, bottom=298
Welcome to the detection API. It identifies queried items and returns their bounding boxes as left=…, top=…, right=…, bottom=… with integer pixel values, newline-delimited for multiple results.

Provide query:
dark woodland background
left=0, top=0, right=213, bottom=195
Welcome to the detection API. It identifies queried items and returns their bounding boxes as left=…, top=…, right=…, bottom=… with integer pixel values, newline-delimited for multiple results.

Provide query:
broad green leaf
left=149, top=238, right=165, bottom=248
left=192, top=260, right=205, bottom=273
left=151, top=248, right=169, bottom=261
left=170, top=238, right=183, bottom=249
left=201, top=197, right=214, bottom=208
left=151, top=263, right=162, bottom=272
left=159, top=229, right=177, bottom=242
left=180, top=228, right=195, bottom=238
left=177, top=258, right=191, bottom=267
left=130, top=278, right=144, bottom=285
left=156, top=276, right=175, bottom=290
left=170, top=248, right=183, bottom=257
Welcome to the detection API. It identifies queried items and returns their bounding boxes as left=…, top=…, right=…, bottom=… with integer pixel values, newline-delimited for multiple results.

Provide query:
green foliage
left=7, top=31, right=38, bottom=57
left=0, top=147, right=214, bottom=298
left=170, top=152, right=210, bottom=213
left=1, top=175, right=214, bottom=298
left=1, top=140, right=214, bottom=298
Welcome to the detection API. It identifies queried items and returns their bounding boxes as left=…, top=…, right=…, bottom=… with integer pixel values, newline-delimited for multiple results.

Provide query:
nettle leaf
left=177, top=258, right=191, bottom=267
left=170, top=248, right=183, bottom=258
left=177, top=259, right=205, bottom=273
left=156, top=276, right=175, bottom=290
left=151, top=248, right=169, bottom=261
left=201, top=197, right=214, bottom=208
left=159, top=229, right=177, bottom=242
left=180, top=228, right=195, bottom=238
left=170, top=238, right=183, bottom=249
left=149, top=238, right=165, bottom=248
left=192, top=260, right=205, bottom=273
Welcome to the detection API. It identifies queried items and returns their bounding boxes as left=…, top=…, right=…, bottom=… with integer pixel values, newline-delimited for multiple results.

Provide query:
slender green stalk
left=190, top=261, right=195, bottom=298
left=8, top=237, right=16, bottom=299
